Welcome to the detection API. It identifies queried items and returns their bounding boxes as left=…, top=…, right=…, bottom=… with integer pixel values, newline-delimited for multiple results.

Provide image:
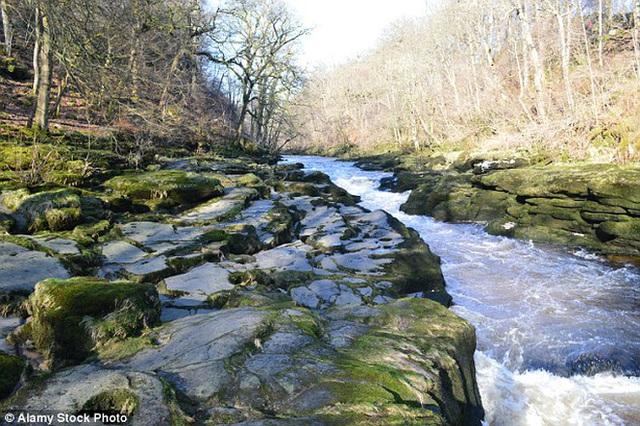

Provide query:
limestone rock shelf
left=0, top=159, right=484, bottom=425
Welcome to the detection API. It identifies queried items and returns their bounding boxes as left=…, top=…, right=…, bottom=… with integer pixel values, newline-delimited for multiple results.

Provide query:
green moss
left=292, top=316, right=324, bottom=339
left=81, top=389, right=139, bottom=416
left=72, top=220, right=111, bottom=244
left=272, top=270, right=315, bottom=290
left=104, top=170, right=224, bottom=210
left=229, top=269, right=274, bottom=287
left=0, top=212, right=15, bottom=233
left=27, top=277, right=161, bottom=369
left=237, top=173, right=270, bottom=197
left=44, top=207, right=82, bottom=231
left=97, top=336, right=156, bottom=361
left=325, top=381, right=395, bottom=405
left=0, top=353, right=25, bottom=399
left=160, top=378, right=198, bottom=426
left=60, top=249, right=105, bottom=277
left=6, top=189, right=84, bottom=233
left=0, top=145, right=34, bottom=171
left=198, top=229, right=228, bottom=243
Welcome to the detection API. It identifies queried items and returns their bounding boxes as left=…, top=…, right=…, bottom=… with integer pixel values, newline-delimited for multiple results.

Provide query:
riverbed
left=284, top=155, right=640, bottom=425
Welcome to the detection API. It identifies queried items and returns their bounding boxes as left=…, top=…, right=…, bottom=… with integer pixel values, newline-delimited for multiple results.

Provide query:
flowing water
left=283, top=155, right=640, bottom=426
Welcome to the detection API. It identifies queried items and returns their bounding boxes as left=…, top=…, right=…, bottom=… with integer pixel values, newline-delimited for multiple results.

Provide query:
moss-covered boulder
left=374, top=214, right=449, bottom=303
left=0, top=353, right=25, bottom=399
left=402, top=163, right=640, bottom=255
left=104, top=170, right=224, bottom=210
left=236, top=173, right=270, bottom=197
left=26, top=277, right=161, bottom=369
left=1, top=188, right=84, bottom=233
left=0, top=212, right=15, bottom=233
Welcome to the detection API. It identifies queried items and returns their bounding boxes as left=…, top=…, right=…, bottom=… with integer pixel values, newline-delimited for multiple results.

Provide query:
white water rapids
left=283, top=156, right=640, bottom=426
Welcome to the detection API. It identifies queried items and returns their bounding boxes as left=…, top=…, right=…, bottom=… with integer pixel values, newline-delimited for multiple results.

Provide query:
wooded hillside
left=292, top=0, right=640, bottom=164
left=0, top=0, right=304, bottom=154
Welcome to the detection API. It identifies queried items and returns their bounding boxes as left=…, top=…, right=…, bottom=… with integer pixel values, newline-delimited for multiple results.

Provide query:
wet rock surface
left=0, top=159, right=483, bottom=425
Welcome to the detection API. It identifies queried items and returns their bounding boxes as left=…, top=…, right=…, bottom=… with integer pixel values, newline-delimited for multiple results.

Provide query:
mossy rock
left=381, top=239, right=449, bottom=304
left=327, top=298, right=483, bottom=425
left=104, top=170, right=224, bottom=210
left=236, top=173, right=270, bottom=197
left=264, top=203, right=302, bottom=247
left=72, top=220, right=111, bottom=244
left=27, top=277, right=161, bottom=369
left=226, top=225, right=262, bottom=255
left=476, top=164, right=640, bottom=200
left=596, top=220, right=640, bottom=244
left=81, top=388, right=139, bottom=416
left=0, top=212, right=15, bottom=233
left=0, top=353, right=25, bottom=399
left=7, top=189, right=84, bottom=233
left=285, top=170, right=333, bottom=185
left=401, top=173, right=470, bottom=216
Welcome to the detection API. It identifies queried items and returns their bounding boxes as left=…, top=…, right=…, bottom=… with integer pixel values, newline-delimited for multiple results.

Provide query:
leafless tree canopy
left=1, top=0, right=306, bottom=152
left=292, top=0, right=640, bottom=163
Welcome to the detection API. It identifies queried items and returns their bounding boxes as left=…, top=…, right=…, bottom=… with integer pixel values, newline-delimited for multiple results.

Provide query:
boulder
left=2, top=189, right=83, bottom=233
left=104, top=170, right=224, bottom=210
left=26, top=277, right=161, bottom=368
left=0, top=353, right=25, bottom=399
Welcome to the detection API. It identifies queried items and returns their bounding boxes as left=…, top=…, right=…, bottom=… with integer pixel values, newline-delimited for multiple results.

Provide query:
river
left=283, top=155, right=640, bottom=426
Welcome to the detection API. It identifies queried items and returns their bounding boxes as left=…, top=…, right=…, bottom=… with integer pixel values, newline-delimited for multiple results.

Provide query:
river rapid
left=283, top=156, right=640, bottom=426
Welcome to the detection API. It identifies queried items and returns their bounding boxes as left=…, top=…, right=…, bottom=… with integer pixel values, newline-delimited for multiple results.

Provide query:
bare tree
left=31, top=0, right=53, bottom=131
left=1, top=0, right=13, bottom=56
left=205, top=0, right=308, bottom=148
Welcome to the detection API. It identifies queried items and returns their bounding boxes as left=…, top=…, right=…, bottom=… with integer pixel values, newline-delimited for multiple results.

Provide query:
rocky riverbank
left=0, top=157, right=483, bottom=425
left=362, top=153, right=640, bottom=260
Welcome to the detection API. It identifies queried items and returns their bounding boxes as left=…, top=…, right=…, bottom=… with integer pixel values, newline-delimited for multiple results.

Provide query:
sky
left=284, top=0, right=427, bottom=66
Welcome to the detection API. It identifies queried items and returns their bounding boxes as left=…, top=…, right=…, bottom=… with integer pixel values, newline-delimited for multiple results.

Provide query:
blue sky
left=284, top=0, right=426, bottom=66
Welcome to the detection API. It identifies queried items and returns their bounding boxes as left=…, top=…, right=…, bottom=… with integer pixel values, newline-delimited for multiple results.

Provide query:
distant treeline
left=293, top=0, right=640, bottom=164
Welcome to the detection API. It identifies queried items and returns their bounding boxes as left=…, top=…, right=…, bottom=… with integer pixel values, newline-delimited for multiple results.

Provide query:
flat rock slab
left=252, top=242, right=314, bottom=271
left=291, top=280, right=363, bottom=309
left=0, top=242, right=69, bottom=293
left=124, top=256, right=168, bottom=276
left=27, top=236, right=80, bottom=255
left=330, top=252, right=392, bottom=274
left=178, top=187, right=258, bottom=224
left=129, top=308, right=268, bottom=399
left=100, top=241, right=148, bottom=264
left=179, top=198, right=244, bottom=223
left=5, top=364, right=170, bottom=426
left=118, top=222, right=203, bottom=252
left=160, top=307, right=216, bottom=322
left=164, top=263, right=234, bottom=296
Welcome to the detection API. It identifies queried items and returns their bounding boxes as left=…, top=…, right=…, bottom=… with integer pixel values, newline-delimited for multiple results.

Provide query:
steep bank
left=358, top=153, right=640, bottom=259
left=0, top=158, right=484, bottom=425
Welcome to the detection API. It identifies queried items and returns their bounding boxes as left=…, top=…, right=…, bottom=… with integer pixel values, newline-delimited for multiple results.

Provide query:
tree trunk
left=553, top=0, right=574, bottom=112
left=635, top=0, right=640, bottom=80
left=578, top=0, right=600, bottom=122
left=0, top=0, right=12, bottom=57
left=599, top=0, right=604, bottom=67
left=33, top=0, right=53, bottom=131
left=520, top=0, right=546, bottom=119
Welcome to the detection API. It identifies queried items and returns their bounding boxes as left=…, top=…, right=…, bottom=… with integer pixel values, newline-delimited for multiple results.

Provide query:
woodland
left=0, top=0, right=305, bottom=161
left=293, top=0, right=640, bottom=165
left=2, top=1, right=640, bottom=166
